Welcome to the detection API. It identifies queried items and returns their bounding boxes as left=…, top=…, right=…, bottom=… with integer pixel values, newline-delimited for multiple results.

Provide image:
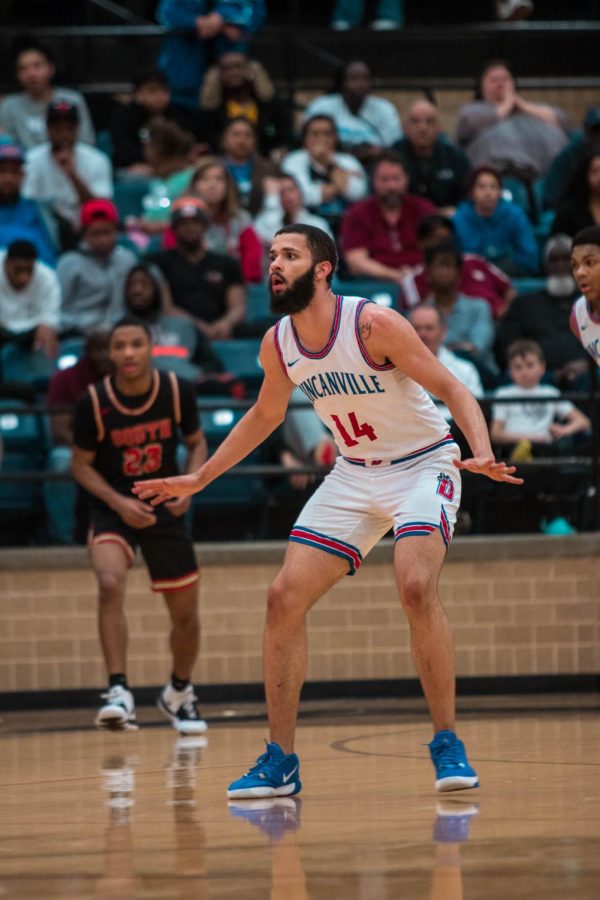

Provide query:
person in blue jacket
left=452, top=166, right=539, bottom=276
left=157, top=0, right=266, bottom=111
left=0, top=140, right=57, bottom=266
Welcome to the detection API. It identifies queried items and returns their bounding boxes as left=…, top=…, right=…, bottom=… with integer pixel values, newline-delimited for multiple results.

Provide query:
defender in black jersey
left=72, top=316, right=208, bottom=734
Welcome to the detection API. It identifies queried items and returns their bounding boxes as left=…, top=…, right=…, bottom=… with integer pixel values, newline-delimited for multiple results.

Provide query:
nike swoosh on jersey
left=287, top=358, right=300, bottom=367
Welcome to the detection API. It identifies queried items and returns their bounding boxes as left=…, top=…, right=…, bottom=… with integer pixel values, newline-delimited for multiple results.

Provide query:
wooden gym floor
left=0, top=695, right=599, bottom=899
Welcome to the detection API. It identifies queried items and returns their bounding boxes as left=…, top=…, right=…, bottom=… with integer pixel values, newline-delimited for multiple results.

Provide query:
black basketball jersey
left=74, top=369, right=198, bottom=499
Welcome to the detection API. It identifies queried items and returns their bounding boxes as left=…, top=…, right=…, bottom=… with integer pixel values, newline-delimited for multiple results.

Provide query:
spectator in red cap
left=22, top=101, right=113, bottom=250
left=57, top=199, right=138, bottom=334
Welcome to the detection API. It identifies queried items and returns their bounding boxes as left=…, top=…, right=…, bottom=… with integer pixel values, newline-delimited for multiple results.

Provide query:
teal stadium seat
left=211, top=339, right=263, bottom=391
left=246, top=283, right=271, bottom=322
left=0, top=344, right=58, bottom=392
left=512, top=277, right=546, bottom=295
left=332, top=279, right=399, bottom=308
left=192, top=405, right=267, bottom=536
left=113, top=178, right=152, bottom=220
left=0, top=400, right=47, bottom=520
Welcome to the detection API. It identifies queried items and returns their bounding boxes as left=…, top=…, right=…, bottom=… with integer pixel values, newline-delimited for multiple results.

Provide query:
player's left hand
left=133, top=473, right=202, bottom=506
left=454, top=456, right=524, bottom=484
left=165, top=496, right=191, bottom=517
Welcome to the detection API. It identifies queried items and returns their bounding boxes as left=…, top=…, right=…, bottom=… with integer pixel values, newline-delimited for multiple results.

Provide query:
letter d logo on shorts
left=436, top=472, right=454, bottom=501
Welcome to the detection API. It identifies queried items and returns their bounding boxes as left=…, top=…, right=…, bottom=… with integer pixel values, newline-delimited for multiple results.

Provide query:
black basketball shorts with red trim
left=89, top=505, right=199, bottom=593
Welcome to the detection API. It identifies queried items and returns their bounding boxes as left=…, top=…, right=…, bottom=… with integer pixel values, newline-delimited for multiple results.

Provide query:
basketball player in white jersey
left=570, top=226, right=600, bottom=363
left=134, top=224, right=522, bottom=797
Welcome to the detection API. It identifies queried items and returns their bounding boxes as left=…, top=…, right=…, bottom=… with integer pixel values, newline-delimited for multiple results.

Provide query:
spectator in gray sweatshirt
left=57, top=200, right=137, bottom=335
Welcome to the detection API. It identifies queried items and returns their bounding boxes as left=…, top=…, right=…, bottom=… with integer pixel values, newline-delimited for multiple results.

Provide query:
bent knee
left=266, top=578, right=306, bottom=623
left=398, top=574, right=437, bottom=613
left=96, top=569, right=126, bottom=602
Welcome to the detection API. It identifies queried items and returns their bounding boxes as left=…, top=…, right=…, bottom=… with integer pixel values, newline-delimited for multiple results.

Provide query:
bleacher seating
left=332, top=279, right=399, bottom=308
left=193, top=405, right=268, bottom=537
left=212, top=339, right=263, bottom=392
left=0, top=400, right=47, bottom=523
left=0, top=345, right=58, bottom=393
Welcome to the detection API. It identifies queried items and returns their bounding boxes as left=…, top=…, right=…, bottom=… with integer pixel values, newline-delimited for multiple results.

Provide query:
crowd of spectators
left=0, top=10, right=598, bottom=541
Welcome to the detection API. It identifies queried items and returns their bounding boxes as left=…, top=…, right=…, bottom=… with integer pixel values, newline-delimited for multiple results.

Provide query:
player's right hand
left=116, top=496, right=157, bottom=529
left=132, top=473, right=202, bottom=506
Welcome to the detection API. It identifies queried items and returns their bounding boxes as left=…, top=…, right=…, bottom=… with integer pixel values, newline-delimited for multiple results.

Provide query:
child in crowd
left=491, top=339, right=590, bottom=534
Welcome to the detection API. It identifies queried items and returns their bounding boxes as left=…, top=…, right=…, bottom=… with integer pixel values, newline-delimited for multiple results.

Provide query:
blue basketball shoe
left=429, top=730, right=479, bottom=792
left=227, top=742, right=302, bottom=799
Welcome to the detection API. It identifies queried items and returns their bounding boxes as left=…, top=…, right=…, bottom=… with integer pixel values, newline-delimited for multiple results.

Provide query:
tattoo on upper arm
left=359, top=318, right=372, bottom=340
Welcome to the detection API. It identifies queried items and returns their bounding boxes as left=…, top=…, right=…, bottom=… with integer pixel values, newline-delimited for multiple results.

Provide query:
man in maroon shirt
left=340, top=151, right=437, bottom=284
left=399, top=214, right=515, bottom=318
left=45, top=329, right=111, bottom=543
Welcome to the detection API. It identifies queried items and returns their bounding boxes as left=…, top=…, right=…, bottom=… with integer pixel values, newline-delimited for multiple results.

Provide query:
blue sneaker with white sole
left=429, top=730, right=479, bottom=792
left=227, top=742, right=302, bottom=799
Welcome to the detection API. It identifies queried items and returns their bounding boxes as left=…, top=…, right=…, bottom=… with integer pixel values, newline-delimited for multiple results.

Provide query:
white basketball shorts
left=289, top=443, right=461, bottom=575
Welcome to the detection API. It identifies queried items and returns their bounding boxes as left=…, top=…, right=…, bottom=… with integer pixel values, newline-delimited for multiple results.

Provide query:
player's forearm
left=444, top=383, right=493, bottom=457
left=71, top=457, right=123, bottom=511
left=183, top=435, right=208, bottom=474
left=194, top=405, right=283, bottom=487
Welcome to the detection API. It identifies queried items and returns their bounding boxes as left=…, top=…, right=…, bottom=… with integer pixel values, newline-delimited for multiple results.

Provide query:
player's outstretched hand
left=132, top=473, right=202, bottom=506
left=454, top=456, right=524, bottom=484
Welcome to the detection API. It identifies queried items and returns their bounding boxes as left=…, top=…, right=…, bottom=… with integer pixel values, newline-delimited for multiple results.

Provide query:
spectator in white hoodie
left=0, top=239, right=60, bottom=358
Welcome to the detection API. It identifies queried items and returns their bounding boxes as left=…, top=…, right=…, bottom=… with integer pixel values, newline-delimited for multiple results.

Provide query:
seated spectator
left=452, top=166, right=539, bottom=276
left=45, top=328, right=111, bottom=544
left=221, top=117, right=278, bottom=215
left=341, top=151, right=436, bottom=282
left=147, top=196, right=245, bottom=339
left=303, top=60, right=402, bottom=162
left=498, top=234, right=587, bottom=382
left=123, top=262, right=223, bottom=379
left=491, top=339, right=590, bottom=534
left=400, top=213, right=514, bottom=318
left=156, top=0, right=266, bottom=112
left=393, top=99, right=471, bottom=213
left=409, top=305, right=483, bottom=419
left=0, top=38, right=95, bottom=150
left=455, top=59, right=568, bottom=180
left=201, top=52, right=291, bottom=158
left=0, top=140, right=57, bottom=266
left=58, top=200, right=137, bottom=335
left=254, top=174, right=334, bottom=252
left=110, top=69, right=201, bottom=175
left=282, top=115, right=367, bottom=236
left=423, top=241, right=497, bottom=381
left=552, top=150, right=600, bottom=238
left=544, top=107, right=600, bottom=211
left=22, top=101, right=113, bottom=250
left=0, top=239, right=60, bottom=357
left=127, top=120, right=196, bottom=247
left=189, top=156, right=263, bottom=282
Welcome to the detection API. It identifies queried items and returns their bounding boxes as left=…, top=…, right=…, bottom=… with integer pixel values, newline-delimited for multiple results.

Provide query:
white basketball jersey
left=572, top=295, right=600, bottom=365
left=274, top=295, right=451, bottom=463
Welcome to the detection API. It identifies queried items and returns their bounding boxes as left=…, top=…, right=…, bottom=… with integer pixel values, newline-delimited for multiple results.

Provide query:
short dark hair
left=418, top=214, right=454, bottom=242
left=300, top=114, right=338, bottom=144
left=6, top=239, right=37, bottom=261
left=572, top=226, right=600, bottom=250
left=371, top=151, right=408, bottom=176
left=274, top=224, right=338, bottom=284
left=11, top=36, right=55, bottom=68
left=110, top=315, right=152, bottom=340
left=133, top=69, right=170, bottom=91
left=424, top=240, right=462, bottom=269
left=507, top=339, right=544, bottom=363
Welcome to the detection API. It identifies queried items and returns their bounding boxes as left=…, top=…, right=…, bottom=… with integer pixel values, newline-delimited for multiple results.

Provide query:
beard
left=269, top=264, right=316, bottom=315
